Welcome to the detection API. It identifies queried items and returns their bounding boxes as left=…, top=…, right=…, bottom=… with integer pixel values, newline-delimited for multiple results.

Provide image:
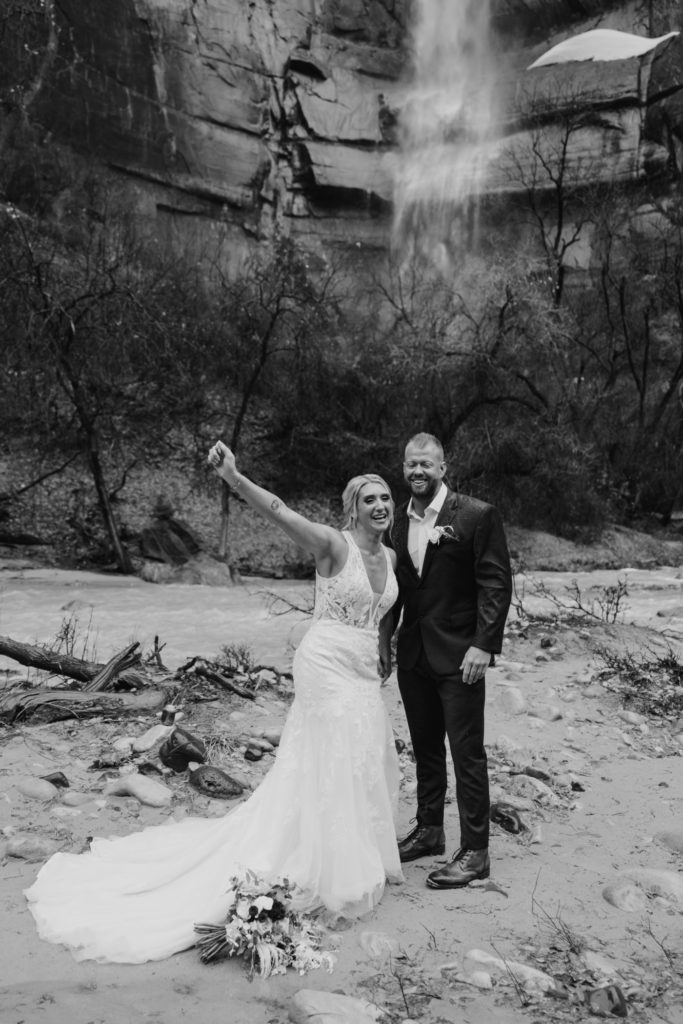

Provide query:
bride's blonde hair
left=341, top=474, right=394, bottom=531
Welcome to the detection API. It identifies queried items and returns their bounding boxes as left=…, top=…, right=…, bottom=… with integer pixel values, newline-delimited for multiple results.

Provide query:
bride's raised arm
left=208, top=440, right=345, bottom=572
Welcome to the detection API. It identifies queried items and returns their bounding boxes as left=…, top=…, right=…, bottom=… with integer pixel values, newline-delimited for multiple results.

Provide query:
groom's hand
left=460, top=646, right=489, bottom=685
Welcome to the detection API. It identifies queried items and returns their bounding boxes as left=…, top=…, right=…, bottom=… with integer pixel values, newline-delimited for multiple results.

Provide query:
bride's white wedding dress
left=25, top=532, right=403, bottom=963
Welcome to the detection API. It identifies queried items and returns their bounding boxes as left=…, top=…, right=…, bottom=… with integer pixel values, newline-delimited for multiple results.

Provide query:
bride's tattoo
left=270, top=498, right=282, bottom=513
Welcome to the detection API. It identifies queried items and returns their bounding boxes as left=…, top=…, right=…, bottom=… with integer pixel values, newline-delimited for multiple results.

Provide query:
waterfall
left=391, top=0, right=497, bottom=264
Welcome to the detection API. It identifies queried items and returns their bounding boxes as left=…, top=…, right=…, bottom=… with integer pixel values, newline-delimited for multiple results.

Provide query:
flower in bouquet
left=194, top=870, right=336, bottom=978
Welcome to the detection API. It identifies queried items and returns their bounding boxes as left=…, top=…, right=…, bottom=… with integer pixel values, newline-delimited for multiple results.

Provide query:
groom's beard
left=409, top=479, right=440, bottom=502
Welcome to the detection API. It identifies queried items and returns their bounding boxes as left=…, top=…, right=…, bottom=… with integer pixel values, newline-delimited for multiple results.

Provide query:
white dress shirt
left=407, top=482, right=448, bottom=575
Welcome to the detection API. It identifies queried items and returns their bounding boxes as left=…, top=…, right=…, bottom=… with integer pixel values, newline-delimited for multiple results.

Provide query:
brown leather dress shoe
left=426, top=847, right=490, bottom=888
left=398, top=824, right=446, bottom=863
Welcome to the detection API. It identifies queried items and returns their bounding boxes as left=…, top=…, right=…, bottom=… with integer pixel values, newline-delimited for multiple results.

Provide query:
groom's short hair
left=406, top=433, right=444, bottom=461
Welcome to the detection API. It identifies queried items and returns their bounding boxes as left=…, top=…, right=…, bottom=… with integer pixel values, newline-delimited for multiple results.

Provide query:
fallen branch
left=0, top=634, right=147, bottom=689
left=83, top=642, right=141, bottom=692
left=193, top=664, right=255, bottom=700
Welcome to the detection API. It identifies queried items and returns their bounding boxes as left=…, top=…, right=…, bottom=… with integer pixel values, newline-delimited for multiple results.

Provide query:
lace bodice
left=313, top=531, right=398, bottom=631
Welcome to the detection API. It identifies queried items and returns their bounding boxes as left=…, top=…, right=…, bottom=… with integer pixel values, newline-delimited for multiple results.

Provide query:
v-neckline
left=346, top=532, right=388, bottom=604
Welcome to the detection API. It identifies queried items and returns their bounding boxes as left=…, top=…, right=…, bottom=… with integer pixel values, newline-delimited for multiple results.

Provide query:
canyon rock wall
left=6, top=0, right=683, bottom=262
left=27, top=0, right=406, bottom=259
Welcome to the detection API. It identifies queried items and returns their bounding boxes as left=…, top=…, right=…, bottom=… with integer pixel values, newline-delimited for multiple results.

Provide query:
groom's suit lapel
left=419, top=489, right=459, bottom=579
left=394, top=505, right=420, bottom=583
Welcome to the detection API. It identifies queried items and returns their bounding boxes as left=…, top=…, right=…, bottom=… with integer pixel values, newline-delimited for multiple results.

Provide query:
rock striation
left=487, top=29, right=683, bottom=196
left=5, top=0, right=683, bottom=254
left=29, top=0, right=406, bottom=249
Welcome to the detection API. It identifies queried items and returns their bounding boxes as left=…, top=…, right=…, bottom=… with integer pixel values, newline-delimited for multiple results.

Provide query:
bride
left=25, top=441, right=403, bottom=963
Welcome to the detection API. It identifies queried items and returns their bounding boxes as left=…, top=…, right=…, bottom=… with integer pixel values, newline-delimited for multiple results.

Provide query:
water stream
left=391, top=0, right=497, bottom=263
left=1, top=565, right=682, bottom=677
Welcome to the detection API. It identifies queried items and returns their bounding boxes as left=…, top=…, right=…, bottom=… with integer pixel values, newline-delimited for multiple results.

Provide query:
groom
left=390, top=433, right=512, bottom=888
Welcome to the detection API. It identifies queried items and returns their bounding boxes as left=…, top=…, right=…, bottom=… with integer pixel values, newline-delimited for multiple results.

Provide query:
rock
left=621, top=867, right=683, bottom=905
left=508, top=775, right=561, bottom=807
left=602, top=879, right=654, bottom=912
left=580, top=949, right=623, bottom=982
left=6, top=835, right=58, bottom=862
left=289, top=990, right=383, bottom=1024
left=40, top=771, right=70, bottom=789
left=246, top=736, right=275, bottom=752
left=618, top=709, right=647, bottom=726
left=103, top=774, right=173, bottom=807
left=15, top=777, right=59, bottom=802
left=463, top=949, right=559, bottom=995
left=654, top=828, right=683, bottom=855
left=244, top=745, right=264, bottom=762
left=497, top=685, right=526, bottom=715
left=188, top=765, right=244, bottom=799
left=463, top=970, right=493, bottom=989
left=51, top=804, right=82, bottom=819
left=61, top=790, right=96, bottom=807
left=89, top=749, right=131, bottom=769
left=512, top=765, right=551, bottom=782
left=490, top=802, right=527, bottom=834
left=586, top=984, right=627, bottom=1019
left=158, top=727, right=207, bottom=772
left=139, top=496, right=201, bottom=565
left=131, top=723, right=175, bottom=753
left=114, top=690, right=167, bottom=712
left=528, top=705, right=563, bottom=722
left=359, top=930, right=401, bottom=960
left=261, top=728, right=282, bottom=746
left=492, top=734, right=525, bottom=758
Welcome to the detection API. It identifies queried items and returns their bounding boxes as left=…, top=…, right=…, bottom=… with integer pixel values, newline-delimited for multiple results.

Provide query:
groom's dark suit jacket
left=391, top=490, right=512, bottom=676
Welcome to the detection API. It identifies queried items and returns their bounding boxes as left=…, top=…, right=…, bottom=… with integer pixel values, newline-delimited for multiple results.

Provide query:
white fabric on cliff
left=25, top=532, right=402, bottom=963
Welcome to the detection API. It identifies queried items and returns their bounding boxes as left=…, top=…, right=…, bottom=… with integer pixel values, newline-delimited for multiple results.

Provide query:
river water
left=1, top=563, right=683, bottom=676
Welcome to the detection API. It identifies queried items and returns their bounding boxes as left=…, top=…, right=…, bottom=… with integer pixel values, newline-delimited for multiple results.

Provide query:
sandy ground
left=1, top=559, right=683, bottom=1024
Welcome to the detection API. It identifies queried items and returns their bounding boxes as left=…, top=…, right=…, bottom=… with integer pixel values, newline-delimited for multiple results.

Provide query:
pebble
left=112, top=736, right=134, bottom=752
left=246, top=736, right=275, bottom=752
left=103, top=773, right=173, bottom=807
left=654, top=828, right=683, bottom=854
left=602, top=879, right=647, bottom=912
left=498, top=685, right=526, bottom=715
left=528, top=705, right=563, bottom=722
left=50, top=805, right=82, bottom=818
left=290, top=990, right=380, bottom=1024
left=131, top=723, right=175, bottom=753
left=61, top=790, right=96, bottom=807
left=359, top=931, right=401, bottom=959
left=15, top=777, right=59, bottom=802
left=509, top=774, right=561, bottom=807
left=464, top=949, right=558, bottom=994
left=618, top=709, right=647, bottom=726
left=6, top=835, right=57, bottom=862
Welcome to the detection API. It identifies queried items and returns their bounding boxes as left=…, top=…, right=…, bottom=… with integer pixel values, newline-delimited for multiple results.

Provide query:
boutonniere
left=427, top=525, right=459, bottom=545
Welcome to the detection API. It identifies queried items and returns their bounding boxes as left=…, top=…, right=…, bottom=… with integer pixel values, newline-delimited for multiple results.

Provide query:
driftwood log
left=2, top=687, right=167, bottom=723
left=0, top=635, right=148, bottom=689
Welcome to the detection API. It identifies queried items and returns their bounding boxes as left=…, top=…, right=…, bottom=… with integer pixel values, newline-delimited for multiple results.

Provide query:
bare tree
left=0, top=205, right=206, bottom=572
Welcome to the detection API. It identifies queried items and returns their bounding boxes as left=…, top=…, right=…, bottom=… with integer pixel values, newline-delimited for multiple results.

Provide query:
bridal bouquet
left=194, top=870, right=335, bottom=978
